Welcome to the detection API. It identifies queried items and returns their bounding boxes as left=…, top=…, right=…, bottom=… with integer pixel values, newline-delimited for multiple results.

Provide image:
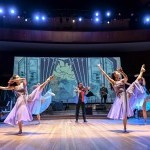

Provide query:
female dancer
left=0, top=74, right=54, bottom=134
left=129, top=76, right=150, bottom=120
left=97, top=64, right=145, bottom=132
left=142, top=92, right=150, bottom=123
left=29, top=83, right=55, bottom=124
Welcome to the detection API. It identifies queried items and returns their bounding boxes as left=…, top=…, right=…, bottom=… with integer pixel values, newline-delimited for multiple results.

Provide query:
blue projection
left=14, top=57, right=121, bottom=103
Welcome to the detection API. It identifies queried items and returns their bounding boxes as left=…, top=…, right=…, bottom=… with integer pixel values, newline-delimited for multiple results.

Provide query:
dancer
left=129, top=75, right=150, bottom=120
left=29, top=83, right=55, bottom=124
left=74, top=82, right=90, bottom=123
left=142, top=97, right=150, bottom=123
left=97, top=64, right=145, bottom=132
left=140, top=79, right=150, bottom=124
left=0, top=74, right=54, bottom=135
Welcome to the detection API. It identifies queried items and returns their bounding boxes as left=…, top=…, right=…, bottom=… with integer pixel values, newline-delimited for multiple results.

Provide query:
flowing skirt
left=28, top=87, right=54, bottom=115
left=107, top=92, right=133, bottom=119
left=4, top=94, right=33, bottom=126
left=28, top=86, right=43, bottom=115
left=129, top=80, right=150, bottom=111
left=40, top=89, right=54, bottom=113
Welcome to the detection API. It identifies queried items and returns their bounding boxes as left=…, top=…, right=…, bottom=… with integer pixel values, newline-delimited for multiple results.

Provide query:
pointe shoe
left=47, top=75, right=54, bottom=82
left=123, top=128, right=127, bottom=133
left=17, top=131, right=22, bottom=135
left=35, top=121, right=40, bottom=125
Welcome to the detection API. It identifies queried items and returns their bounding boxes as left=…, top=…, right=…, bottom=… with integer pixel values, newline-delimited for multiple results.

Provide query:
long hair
left=110, top=72, right=116, bottom=90
left=8, top=74, right=19, bottom=87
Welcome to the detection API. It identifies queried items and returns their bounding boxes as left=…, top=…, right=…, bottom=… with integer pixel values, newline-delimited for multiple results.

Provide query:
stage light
left=106, top=11, right=111, bottom=17
left=35, top=15, right=40, bottom=21
left=146, top=17, right=150, bottom=22
left=143, top=15, right=150, bottom=24
left=41, top=16, right=46, bottom=21
left=9, top=8, right=16, bottom=15
left=72, top=19, right=75, bottom=23
left=78, top=17, right=82, bottom=22
left=95, top=17, right=99, bottom=22
left=25, top=18, right=28, bottom=22
left=17, top=16, right=20, bottom=19
left=95, top=12, right=99, bottom=17
left=0, top=8, right=4, bottom=14
left=107, top=21, right=110, bottom=24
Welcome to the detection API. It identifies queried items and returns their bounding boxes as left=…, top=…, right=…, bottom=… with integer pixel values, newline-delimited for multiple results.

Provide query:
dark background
left=0, top=0, right=150, bottom=12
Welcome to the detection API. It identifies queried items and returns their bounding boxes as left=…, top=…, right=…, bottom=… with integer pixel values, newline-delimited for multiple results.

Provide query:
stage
left=0, top=119, right=150, bottom=150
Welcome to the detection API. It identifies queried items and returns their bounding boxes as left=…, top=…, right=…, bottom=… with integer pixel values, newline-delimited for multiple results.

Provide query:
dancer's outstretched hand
left=141, top=64, right=146, bottom=72
left=117, top=67, right=123, bottom=73
left=97, top=64, right=103, bottom=70
left=97, top=64, right=101, bottom=67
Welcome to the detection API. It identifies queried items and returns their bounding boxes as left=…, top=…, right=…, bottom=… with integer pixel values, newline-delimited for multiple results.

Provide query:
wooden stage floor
left=0, top=118, right=150, bottom=150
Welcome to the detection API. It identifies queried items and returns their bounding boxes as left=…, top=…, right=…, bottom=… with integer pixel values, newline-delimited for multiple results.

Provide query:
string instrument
left=78, top=86, right=90, bottom=92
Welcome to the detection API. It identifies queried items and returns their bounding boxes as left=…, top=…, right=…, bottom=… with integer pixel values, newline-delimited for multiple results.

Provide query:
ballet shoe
left=17, top=131, right=22, bottom=135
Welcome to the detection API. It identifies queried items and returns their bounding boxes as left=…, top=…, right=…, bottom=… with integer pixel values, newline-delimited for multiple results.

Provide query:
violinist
left=74, top=82, right=90, bottom=123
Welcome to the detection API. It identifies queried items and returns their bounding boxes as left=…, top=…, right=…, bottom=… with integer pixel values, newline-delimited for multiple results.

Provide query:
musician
left=100, top=84, right=108, bottom=104
left=74, top=82, right=90, bottom=122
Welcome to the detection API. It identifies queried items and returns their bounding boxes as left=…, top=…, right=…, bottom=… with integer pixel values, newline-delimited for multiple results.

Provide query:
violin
left=79, top=86, right=90, bottom=92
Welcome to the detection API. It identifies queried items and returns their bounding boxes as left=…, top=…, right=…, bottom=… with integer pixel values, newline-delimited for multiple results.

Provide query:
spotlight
left=25, top=18, right=28, bottom=22
left=41, top=16, right=46, bottom=21
left=0, top=8, right=4, bottom=14
left=35, top=15, right=40, bottom=21
left=106, top=11, right=111, bottom=17
left=72, top=19, right=75, bottom=23
left=11, top=10, right=15, bottom=14
left=107, top=21, right=110, bottom=24
left=95, top=17, right=99, bottom=22
left=78, top=17, right=82, bottom=22
left=9, top=8, right=16, bottom=15
left=146, top=17, right=150, bottom=22
left=144, top=15, right=150, bottom=24
left=95, top=11, right=99, bottom=17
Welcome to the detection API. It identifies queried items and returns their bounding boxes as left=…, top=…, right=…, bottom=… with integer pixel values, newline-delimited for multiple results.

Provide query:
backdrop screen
left=14, top=57, right=121, bottom=103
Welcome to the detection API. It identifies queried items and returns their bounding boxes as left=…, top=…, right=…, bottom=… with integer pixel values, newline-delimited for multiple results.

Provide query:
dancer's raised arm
left=8, top=77, right=26, bottom=84
left=117, top=68, right=128, bottom=83
left=137, top=64, right=145, bottom=81
left=97, top=64, right=115, bottom=85
left=0, top=86, right=14, bottom=90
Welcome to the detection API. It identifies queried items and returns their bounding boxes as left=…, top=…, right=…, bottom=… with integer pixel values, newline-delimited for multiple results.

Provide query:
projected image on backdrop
left=14, top=57, right=121, bottom=103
